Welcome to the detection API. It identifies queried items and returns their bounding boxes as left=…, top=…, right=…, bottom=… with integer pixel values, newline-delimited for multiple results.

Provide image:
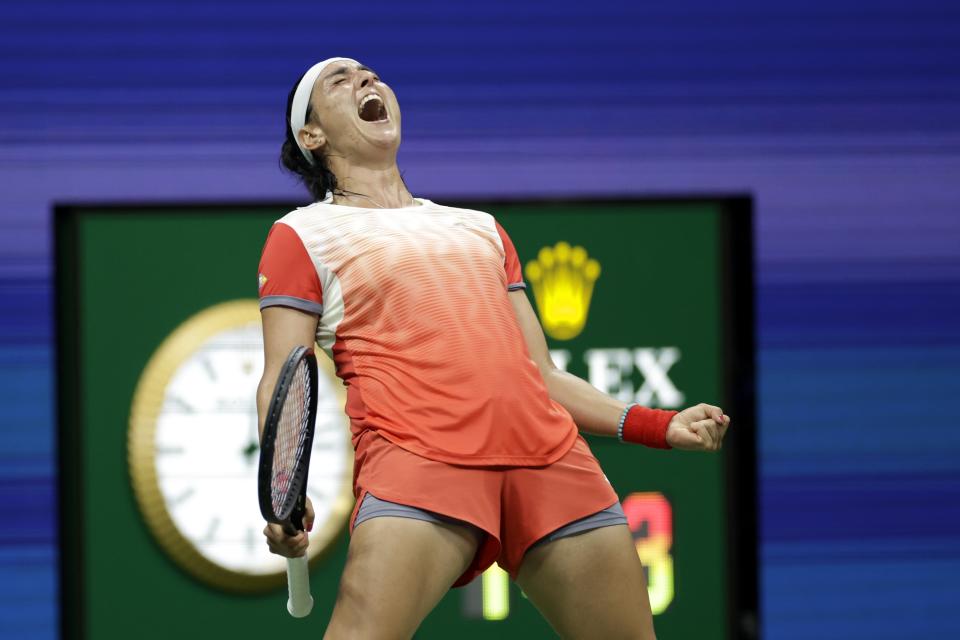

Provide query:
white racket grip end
left=286, top=555, right=314, bottom=618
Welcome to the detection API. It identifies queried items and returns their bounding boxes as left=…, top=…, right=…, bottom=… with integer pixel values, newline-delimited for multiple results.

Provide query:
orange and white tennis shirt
left=257, top=198, right=579, bottom=467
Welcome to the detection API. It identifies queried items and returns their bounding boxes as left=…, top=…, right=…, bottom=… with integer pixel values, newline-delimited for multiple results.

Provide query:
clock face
left=129, top=300, right=353, bottom=592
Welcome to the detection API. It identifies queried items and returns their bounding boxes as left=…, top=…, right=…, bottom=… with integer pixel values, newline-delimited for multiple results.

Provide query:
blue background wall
left=2, top=1, right=959, bottom=637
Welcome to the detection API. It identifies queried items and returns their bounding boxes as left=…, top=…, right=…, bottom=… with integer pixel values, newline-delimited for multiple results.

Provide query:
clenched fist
left=666, top=403, right=731, bottom=451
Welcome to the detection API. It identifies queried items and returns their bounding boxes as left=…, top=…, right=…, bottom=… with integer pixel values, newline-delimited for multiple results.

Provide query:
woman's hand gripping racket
left=258, top=345, right=318, bottom=618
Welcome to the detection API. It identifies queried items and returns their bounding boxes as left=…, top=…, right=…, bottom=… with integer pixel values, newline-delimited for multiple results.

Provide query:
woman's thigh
left=516, top=524, right=656, bottom=640
left=324, top=515, right=482, bottom=640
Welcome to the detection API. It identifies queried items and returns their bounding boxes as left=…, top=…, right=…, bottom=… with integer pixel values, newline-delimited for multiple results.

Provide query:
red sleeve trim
left=257, top=223, right=323, bottom=315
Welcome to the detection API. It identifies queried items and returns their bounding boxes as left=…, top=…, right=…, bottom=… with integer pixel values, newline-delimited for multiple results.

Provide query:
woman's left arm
left=508, top=291, right=731, bottom=451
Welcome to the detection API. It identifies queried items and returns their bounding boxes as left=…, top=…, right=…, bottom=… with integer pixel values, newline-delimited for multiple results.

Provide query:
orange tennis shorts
left=349, top=430, right=620, bottom=586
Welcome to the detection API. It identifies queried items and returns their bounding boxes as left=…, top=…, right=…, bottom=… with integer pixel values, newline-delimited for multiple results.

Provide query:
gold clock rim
left=128, top=299, right=354, bottom=594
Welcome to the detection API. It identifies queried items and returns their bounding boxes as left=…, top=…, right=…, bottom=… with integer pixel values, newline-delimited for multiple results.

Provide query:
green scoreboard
left=57, top=199, right=756, bottom=639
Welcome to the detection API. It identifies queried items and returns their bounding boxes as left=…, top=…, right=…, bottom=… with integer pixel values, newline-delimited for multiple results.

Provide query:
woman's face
left=302, top=61, right=401, bottom=162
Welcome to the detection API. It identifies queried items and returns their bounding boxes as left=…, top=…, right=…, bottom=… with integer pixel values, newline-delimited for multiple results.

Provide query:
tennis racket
left=258, top=345, right=318, bottom=618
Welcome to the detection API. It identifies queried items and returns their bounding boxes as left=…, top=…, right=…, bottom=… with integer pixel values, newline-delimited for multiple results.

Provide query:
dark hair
left=280, top=79, right=338, bottom=201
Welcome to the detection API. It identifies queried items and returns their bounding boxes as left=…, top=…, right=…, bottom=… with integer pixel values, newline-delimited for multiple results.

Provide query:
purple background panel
left=1, top=1, right=959, bottom=638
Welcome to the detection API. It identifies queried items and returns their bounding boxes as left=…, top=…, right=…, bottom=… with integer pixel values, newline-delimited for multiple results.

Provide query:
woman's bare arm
left=258, top=305, right=319, bottom=556
left=508, top=291, right=729, bottom=450
left=256, top=306, right=319, bottom=440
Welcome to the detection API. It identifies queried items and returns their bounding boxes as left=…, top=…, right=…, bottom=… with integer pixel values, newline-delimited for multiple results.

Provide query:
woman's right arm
left=256, top=305, right=320, bottom=441
left=258, top=305, right=319, bottom=557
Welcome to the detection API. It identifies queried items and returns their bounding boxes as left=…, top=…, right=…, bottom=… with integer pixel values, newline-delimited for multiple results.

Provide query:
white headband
left=290, top=57, right=359, bottom=164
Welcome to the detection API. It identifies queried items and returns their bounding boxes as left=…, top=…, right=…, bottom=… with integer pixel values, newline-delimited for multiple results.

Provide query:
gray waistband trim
left=533, top=501, right=628, bottom=547
left=259, top=295, right=323, bottom=316
left=354, top=492, right=469, bottom=529
left=355, top=492, right=627, bottom=551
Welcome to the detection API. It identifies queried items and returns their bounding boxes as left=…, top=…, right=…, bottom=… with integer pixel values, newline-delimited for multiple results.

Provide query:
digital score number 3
left=623, top=492, right=675, bottom=615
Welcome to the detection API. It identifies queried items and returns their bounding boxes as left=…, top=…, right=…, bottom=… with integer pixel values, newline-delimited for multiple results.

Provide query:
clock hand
left=242, top=399, right=260, bottom=465
left=242, top=440, right=259, bottom=462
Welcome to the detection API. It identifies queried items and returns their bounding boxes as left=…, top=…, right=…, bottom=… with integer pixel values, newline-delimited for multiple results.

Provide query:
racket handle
left=285, top=555, right=314, bottom=618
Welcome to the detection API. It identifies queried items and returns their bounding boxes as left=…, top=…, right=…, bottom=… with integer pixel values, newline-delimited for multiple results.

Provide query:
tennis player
left=257, top=58, right=731, bottom=639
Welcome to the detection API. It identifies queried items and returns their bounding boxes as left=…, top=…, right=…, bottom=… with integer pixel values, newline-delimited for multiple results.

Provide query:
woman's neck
left=327, top=160, right=415, bottom=209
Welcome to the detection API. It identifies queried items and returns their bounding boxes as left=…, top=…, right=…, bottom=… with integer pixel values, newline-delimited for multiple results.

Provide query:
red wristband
left=620, top=404, right=677, bottom=449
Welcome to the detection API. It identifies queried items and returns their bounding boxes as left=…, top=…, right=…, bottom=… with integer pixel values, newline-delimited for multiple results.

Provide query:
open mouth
left=358, top=94, right=389, bottom=122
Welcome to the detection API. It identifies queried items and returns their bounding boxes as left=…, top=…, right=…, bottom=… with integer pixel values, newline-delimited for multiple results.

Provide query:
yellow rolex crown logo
left=524, top=241, right=601, bottom=341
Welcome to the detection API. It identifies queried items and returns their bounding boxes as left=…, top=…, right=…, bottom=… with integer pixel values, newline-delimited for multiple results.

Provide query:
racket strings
left=271, top=359, right=312, bottom=516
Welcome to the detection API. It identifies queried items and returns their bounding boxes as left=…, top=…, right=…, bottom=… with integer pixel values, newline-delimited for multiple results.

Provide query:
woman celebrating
left=257, top=57, right=730, bottom=639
